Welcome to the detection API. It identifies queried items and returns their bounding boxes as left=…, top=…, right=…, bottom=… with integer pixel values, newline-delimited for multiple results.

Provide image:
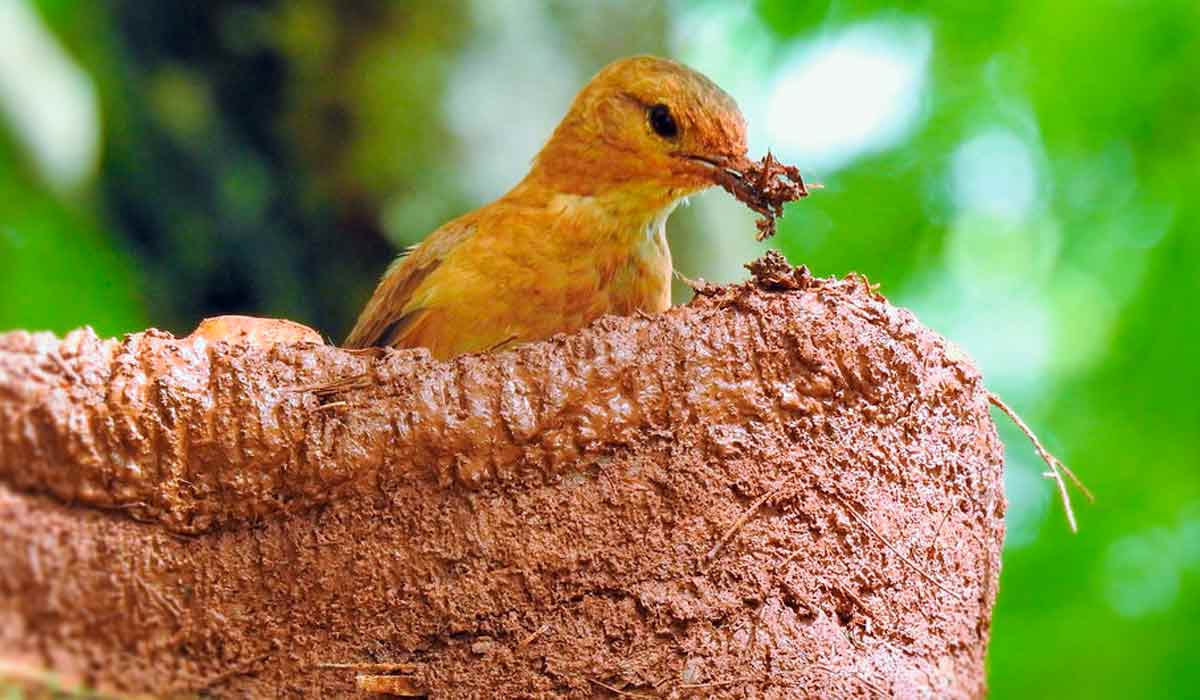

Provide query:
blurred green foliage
left=0, top=1, right=1196, bottom=697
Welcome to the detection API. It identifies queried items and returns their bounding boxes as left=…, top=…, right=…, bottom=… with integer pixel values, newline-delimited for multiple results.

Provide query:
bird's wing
left=342, top=218, right=476, bottom=349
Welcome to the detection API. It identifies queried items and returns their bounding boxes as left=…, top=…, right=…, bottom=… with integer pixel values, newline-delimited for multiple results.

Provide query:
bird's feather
left=342, top=55, right=749, bottom=361
left=343, top=221, right=475, bottom=349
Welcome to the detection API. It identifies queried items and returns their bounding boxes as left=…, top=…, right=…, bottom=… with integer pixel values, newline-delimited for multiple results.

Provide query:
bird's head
left=527, top=56, right=749, bottom=207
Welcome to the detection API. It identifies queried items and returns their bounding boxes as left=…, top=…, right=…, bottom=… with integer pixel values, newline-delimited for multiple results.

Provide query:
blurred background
left=1, top=0, right=1197, bottom=696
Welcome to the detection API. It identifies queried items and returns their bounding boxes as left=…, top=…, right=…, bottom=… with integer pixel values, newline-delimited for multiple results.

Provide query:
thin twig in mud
left=296, top=372, right=373, bottom=398
left=926, top=505, right=953, bottom=559
left=832, top=493, right=964, bottom=601
left=356, top=674, right=424, bottom=696
left=673, top=269, right=719, bottom=297
left=174, top=653, right=270, bottom=694
left=837, top=582, right=878, bottom=622
left=748, top=594, right=767, bottom=654
left=810, top=664, right=887, bottom=698
left=988, top=393, right=1093, bottom=533
left=48, top=351, right=81, bottom=384
left=679, top=676, right=758, bottom=690
left=518, top=622, right=550, bottom=648
left=588, top=677, right=658, bottom=698
left=672, top=269, right=702, bottom=290
left=706, top=471, right=803, bottom=562
left=312, top=400, right=348, bottom=412
left=315, top=662, right=417, bottom=673
left=776, top=547, right=804, bottom=573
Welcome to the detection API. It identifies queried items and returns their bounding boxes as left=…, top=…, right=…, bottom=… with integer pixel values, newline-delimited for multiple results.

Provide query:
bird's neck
left=506, top=174, right=685, bottom=248
left=519, top=125, right=697, bottom=212
left=503, top=157, right=681, bottom=313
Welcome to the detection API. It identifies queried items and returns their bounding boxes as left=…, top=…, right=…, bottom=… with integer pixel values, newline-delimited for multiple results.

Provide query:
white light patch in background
left=903, top=263, right=1054, bottom=395
left=445, top=1, right=581, bottom=203
left=951, top=128, right=1039, bottom=221
left=903, top=121, right=1058, bottom=394
left=0, top=0, right=101, bottom=191
left=946, top=213, right=1061, bottom=290
left=765, top=20, right=932, bottom=174
left=940, top=124, right=1058, bottom=389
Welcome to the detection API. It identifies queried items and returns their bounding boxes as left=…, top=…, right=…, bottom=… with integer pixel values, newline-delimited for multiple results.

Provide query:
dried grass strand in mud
left=0, top=252, right=1005, bottom=698
left=716, top=151, right=814, bottom=240
left=987, top=393, right=1093, bottom=533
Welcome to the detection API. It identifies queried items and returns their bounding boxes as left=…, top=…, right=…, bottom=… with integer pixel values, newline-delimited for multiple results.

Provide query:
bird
left=344, top=55, right=749, bottom=359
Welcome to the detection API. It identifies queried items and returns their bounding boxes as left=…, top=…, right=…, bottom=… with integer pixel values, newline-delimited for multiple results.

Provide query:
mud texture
left=716, top=152, right=811, bottom=241
left=0, top=253, right=1005, bottom=698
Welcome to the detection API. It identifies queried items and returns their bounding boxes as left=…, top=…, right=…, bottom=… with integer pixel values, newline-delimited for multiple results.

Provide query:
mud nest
left=0, top=252, right=1004, bottom=698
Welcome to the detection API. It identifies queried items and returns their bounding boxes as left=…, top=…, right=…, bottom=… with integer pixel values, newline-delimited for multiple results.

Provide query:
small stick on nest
left=988, top=393, right=1094, bottom=533
left=810, top=664, right=888, bottom=699
left=715, top=151, right=816, bottom=241
left=316, top=662, right=424, bottom=697
left=315, top=662, right=418, bottom=673
left=679, top=676, right=760, bottom=690
left=356, top=674, right=424, bottom=696
left=588, top=677, right=657, bottom=698
left=704, top=466, right=806, bottom=563
left=831, top=492, right=964, bottom=601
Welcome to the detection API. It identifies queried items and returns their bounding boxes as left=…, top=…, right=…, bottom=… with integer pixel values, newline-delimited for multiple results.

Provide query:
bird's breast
left=434, top=192, right=680, bottom=355
left=581, top=201, right=676, bottom=318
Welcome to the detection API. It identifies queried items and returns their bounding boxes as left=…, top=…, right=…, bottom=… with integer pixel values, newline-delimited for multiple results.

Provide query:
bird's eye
left=648, top=104, right=678, bottom=138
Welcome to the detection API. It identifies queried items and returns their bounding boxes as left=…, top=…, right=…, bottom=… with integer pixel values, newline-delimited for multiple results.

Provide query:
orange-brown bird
left=345, top=55, right=749, bottom=359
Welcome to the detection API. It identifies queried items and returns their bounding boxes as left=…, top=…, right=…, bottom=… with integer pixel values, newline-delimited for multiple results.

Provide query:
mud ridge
left=0, top=252, right=1004, bottom=698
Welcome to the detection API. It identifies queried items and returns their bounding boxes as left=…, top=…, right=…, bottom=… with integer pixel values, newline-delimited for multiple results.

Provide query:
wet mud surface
left=0, top=253, right=1004, bottom=698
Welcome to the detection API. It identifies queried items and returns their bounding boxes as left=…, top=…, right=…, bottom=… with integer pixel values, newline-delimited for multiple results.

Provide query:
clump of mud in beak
left=715, top=152, right=814, bottom=241
left=679, top=150, right=815, bottom=240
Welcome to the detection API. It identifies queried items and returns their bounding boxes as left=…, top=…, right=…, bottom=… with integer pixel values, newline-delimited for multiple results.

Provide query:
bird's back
left=343, top=194, right=674, bottom=359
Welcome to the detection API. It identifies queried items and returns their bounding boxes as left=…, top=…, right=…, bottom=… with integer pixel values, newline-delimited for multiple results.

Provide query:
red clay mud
left=0, top=252, right=1005, bottom=698
left=717, top=152, right=812, bottom=240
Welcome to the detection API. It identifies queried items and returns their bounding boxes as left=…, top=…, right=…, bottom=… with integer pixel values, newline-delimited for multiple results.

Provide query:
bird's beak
left=675, top=152, right=748, bottom=186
